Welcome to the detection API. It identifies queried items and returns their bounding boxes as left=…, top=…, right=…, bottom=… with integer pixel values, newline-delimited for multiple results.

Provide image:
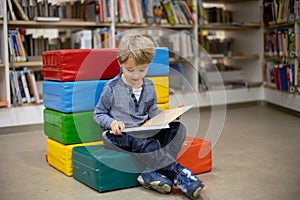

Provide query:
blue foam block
left=43, top=80, right=107, bottom=113
left=120, top=47, right=169, bottom=76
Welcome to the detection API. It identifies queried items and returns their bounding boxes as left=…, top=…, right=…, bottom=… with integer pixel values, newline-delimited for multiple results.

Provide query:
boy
left=93, top=34, right=204, bottom=199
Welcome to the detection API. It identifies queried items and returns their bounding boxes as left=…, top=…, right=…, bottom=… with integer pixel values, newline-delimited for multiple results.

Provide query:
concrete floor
left=0, top=104, right=299, bottom=200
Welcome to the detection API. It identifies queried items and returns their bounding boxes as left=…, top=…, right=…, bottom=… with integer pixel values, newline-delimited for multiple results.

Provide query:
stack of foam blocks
left=42, top=49, right=120, bottom=176
left=42, top=47, right=212, bottom=192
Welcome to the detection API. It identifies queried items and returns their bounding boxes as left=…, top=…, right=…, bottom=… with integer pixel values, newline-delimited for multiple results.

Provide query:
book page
left=122, top=104, right=194, bottom=132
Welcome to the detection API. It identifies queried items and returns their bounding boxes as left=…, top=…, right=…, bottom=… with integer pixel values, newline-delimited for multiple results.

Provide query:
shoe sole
left=191, top=186, right=204, bottom=199
left=137, top=176, right=172, bottom=194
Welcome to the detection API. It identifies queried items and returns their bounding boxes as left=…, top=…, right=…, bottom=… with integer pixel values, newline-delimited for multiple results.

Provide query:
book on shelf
left=7, top=0, right=17, bottom=21
left=83, top=0, right=100, bottom=23
left=11, top=0, right=29, bottom=21
left=120, top=104, right=194, bottom=132
left=0, top=0, right=4, bottom=20
left=20, top=70, right=32, bottom=103
left=264, top=28, right=295, bottom=57
left=114, top=0, right=193, bottom=25
left=34, top=16, right=60, bottom=22
left=263, top=0, right=296, bottom=25
left=9, top=69, right=43, bottom=105
left=8, top=29, right=28, bottom=63
left=26, top=69, right=41, bottom=104
left=263, top=60, right=298, bottom=93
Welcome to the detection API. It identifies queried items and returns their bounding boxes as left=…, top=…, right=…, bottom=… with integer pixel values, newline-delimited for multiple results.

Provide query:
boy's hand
left=110, top=120, right=125, bottom=135
left=175, top=104, right=184, bottom=108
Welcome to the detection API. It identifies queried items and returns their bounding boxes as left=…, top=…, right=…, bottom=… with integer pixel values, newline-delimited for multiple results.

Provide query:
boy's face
left=121, top=58, right=149, bottom=88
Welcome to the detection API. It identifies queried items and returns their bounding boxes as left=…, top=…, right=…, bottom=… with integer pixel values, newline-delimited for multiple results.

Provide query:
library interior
left=0, top=0, right=299, bottom=200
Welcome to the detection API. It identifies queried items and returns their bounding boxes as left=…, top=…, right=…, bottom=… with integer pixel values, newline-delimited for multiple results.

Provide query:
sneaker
left=137, top=167, right=173, bottom=194
left=174, top=168, right=204, bottom=199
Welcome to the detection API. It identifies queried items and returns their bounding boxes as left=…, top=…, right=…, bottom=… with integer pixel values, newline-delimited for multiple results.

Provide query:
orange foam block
left=177, top=136, right=212, bottom=174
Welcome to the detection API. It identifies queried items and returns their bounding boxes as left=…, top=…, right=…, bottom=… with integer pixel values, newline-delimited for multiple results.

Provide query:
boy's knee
left=143, top=139, right=161, bottom=153
left=170, top=122, right=187, bottom=137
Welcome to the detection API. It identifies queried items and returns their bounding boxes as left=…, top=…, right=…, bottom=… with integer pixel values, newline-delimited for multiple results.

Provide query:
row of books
left=114, top=28, right=194, bottom=58
left=263, top=60, right=299, bottom=92
left=9, top=68, right=43, bottom=105
left=115, top=0, right=194, bottom=25
left=8, top=29, right=28, bottom=62
left=263, top=0, right=300, bottom=26
left=156, top=29, right=194, bottom=58
left=7, top=0, right=195, bottom=25
left=0, top=1, right=3, bottom=20
left=202, top=6, right=233, bottom=25
left=264, top=28, right=296, bottom=57
left=198, top=30, right=233, bottom=56
left=71, top=28, right=114, bottom=49
left=8, top=28, right=113, bottom=59
left=7, top=0, right=87, bottom=21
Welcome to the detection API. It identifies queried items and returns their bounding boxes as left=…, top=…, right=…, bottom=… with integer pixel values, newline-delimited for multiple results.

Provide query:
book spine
left=7, top=0, right=17, bottom=20
left=12, top=0, right=29, bottom=20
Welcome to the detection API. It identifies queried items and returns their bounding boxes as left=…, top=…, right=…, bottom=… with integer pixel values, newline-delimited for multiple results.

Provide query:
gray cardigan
left=93, top=74, right=161, bottom=131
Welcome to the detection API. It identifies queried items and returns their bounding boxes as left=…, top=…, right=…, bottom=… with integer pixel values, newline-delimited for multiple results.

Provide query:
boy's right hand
left=110, top=120, right=125, bottom=135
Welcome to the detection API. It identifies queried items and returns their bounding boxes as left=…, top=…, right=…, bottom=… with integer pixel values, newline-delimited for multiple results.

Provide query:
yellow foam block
left=157, top=103, right=169, bottom=110
left=46, top=137, right=103, bottom=176
left=148, top=76, right=169, bottom=104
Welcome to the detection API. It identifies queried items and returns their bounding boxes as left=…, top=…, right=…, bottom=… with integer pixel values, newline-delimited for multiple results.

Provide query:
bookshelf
left=0, top=0, right=199, bottom=127
left=0, top=0, right=299, bottom=128
left=262, top=0, right=300, bottom=111
left=197, top=0, right=263, bottom=96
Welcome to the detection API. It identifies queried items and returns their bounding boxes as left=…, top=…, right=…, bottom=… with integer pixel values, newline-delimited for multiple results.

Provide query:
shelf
left=199, top=22, right=261, bottom=30
left=10, top=56, right=43, bottom=69
left=0, top=104, right=44, bottom=127
left=8, top=19, right=111, bottom=29
left=203, top=0, right=258, bottom=3
left=169, top=87, right=263, bottom=108
left=210, top=54, right=259, bottom=60
left=264, top=21, right=295, bottom=29
left=264, top=85, right=300, bottom=96
left=264, top=87, right=300, bottom=112
left=227, top=54, right=260, bottom=60
left=264, top=54, right=298, bottom=60
left=116, top=23, right=194, bottom=29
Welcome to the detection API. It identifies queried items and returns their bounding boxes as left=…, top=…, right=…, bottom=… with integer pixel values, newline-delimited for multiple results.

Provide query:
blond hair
left=118, top=34, right=155, bottom=65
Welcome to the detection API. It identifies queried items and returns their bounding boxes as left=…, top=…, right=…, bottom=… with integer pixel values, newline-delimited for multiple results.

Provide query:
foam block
left=43, top=80, right=107, bottom=113
left=177, top=137, right=212, bottom=174
left=146, top=47, right=169, bottom=77
left=44, top=108, right=102, bottom=144
left=46, top=138, right=103, bottom=176
left=157, top=103, right=169, bottom=110
left=72, top=145, right=145, bottom=192
left=42, top=49, right=120, bottom=81
left=148, top=76, right=169, bottom=104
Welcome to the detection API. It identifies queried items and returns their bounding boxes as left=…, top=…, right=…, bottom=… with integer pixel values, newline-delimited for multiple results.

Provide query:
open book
left=122, top=104, right=194, bottom=132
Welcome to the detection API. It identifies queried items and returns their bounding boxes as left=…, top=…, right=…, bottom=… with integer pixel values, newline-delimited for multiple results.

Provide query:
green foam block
left=72, top=145, right=145, bottom=192
left=44, top=108, right=102, bottom=144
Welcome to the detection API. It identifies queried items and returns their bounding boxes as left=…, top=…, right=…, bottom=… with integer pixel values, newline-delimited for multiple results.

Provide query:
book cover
left=20, top=71, right=31, bottom=103
left=161, top=0, right=176, bottom=25
left=11, top=0, right=29, bottom=21
left=278, top=64, right=288, bottom=91
left=122, top=104, right=194, bottom=132
left=27, top=69, right=41, bottom=104
left=7, top=0, right=17, bottom=21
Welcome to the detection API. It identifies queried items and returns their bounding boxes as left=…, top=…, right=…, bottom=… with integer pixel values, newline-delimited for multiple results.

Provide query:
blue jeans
left=102, top=121, right=186, bottom=181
